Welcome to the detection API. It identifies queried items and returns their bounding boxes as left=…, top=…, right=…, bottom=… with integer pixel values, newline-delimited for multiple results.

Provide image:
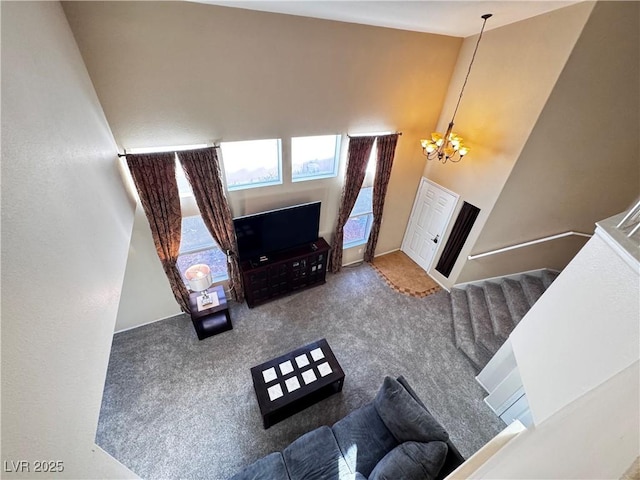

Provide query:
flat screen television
left=233, top=201, right=321, bottom=263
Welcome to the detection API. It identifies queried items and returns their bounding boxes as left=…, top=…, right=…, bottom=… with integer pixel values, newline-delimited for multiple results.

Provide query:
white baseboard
left=342, top=259, right=364, bottom=267
left=341, top=247, right=400, bottom=268
left=429, top=273, right=451, bottom=292
left=114, top=312, right=184, bottom=334
left=374, top=247, right=400, bottom=257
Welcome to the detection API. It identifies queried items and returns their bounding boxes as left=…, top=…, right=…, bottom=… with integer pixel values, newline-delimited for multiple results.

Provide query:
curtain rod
left=117, top=144, right=219, bottom=158
left=347, top=132, right=402, bottom=138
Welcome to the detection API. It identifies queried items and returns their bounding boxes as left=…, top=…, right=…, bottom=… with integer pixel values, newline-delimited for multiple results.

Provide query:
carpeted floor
left=96, top=263, right=505, bottom=479
left=372, top=250, right=441, bottom=297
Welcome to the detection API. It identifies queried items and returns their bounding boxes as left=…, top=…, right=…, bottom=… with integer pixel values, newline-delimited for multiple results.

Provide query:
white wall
left=469, top=361, right=639, bottom=479
left=510, top=226, right=640, bottom=424
left=422, top=2, right=595, bottom=288
left=62, top=1, right=463, bottom=327
left=457, top=0, right=640, bottom=283
left=459, top=217, right=639, bottom=478
left=115, top=205, right=182, bottom=332
left=1, top=2, right=136, bottom=478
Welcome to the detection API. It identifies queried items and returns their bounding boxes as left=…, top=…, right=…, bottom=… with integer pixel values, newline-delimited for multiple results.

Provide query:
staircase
left=451, top=269, right=559, bottom=372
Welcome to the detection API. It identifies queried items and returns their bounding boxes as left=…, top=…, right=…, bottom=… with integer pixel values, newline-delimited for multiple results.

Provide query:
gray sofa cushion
left=229, top=452, right=289, bottom=480
left=368, top=441, right=449, bottom=480
left=332, top=403, right=399, bottom=478
left=283, top=425, right=350, bottom=480
left=374, top=377, right=449, bottom=444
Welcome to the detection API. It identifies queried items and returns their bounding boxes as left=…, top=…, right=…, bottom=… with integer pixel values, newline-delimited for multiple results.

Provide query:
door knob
left=432, top=234, right=439, bottom=244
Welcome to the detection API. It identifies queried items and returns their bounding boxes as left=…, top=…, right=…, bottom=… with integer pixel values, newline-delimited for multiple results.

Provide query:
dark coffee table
left=250, top=338, right=345, bottom=428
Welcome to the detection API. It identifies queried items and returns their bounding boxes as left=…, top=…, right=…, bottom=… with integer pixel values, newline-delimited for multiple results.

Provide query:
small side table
left=188, top=285, right=232, bottom=340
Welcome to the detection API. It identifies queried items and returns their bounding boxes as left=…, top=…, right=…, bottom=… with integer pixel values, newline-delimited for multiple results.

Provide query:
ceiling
left=194, top=1, right=581, bottom=37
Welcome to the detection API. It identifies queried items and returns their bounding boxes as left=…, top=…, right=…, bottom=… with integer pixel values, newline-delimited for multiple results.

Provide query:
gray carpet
left=96, top=263, right=505, bottom=479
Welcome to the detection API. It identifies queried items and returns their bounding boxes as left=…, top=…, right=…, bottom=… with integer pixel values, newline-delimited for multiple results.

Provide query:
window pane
left=180, top=216, right=216, bottom=253
left=351, top=186, right=373, bottom=216
left=344, top=215, right=371, bottom=246
left=220, top=139, right=281, bottom=190
left=292, top=135, right=339, bottom=181
left=175, top=158, right=193, bottom=197
left=177, top=248, right=228, bottom=284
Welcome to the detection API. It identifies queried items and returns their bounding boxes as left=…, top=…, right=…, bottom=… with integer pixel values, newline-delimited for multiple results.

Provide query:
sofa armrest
left=396, top=376, right=465, bottom=479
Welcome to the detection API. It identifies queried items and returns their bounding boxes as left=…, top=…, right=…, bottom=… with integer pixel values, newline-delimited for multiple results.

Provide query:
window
left=291, top=134, right=340, bottom=182
left=344, top=187, right=374, bottom=248
left=177, top=216, right=228, bottom=285
left=220, top=139, right=282, bottom=191
left=175, top=157, right=194, bottom=197
left=344, top=142, right=377, bottom=248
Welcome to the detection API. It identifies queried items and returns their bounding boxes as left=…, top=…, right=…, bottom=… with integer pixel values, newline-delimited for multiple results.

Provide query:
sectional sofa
left=231, top=376, right=464, bottom=480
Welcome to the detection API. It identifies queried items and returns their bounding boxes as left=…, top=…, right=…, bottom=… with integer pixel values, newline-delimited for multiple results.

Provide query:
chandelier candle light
left=421, top=13, right=492, bottom=164
left=185, top=264, right=215, bottom=307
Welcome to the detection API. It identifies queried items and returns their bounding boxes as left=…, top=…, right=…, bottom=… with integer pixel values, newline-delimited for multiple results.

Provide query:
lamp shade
left=185, top=264, right=212, bottom=293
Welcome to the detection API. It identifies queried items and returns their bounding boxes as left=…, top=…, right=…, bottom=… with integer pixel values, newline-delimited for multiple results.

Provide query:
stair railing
left=467, top=231, right=592, bottom=260
left=616, top=199, right=640, bottom=238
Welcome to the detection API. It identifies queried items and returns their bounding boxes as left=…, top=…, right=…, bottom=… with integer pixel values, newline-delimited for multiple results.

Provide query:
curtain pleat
left=328, top=136, right=376, bottom=273
left=126, top=153, right=191, bottom=313
left=364, top=133, right=399, bottom=262
left=177, top=147, right=245, bottom=303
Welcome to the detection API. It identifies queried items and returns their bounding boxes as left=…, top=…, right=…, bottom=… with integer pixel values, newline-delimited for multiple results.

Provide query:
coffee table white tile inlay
left=262, top=367, right=277, bottom=383
left=279, top=360, right=293, bottom=375
left=285, top=376, right=301, bottom=393
left=310, top=347, right=325, bottom=361
left=295, top=354, right=310, bottom=368
left=267, top=384, right=283, bottom=401
left=318, top=362, right=332, bottom=377
left=302, top=369, right=317, bottom=384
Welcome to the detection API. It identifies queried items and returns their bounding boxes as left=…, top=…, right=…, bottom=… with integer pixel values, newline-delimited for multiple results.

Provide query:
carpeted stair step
left=451, top=288, right=492, bottom=371
left=521, top=274, right=545, bottom=306
left=541, top=269, right=559, bottom=289
left=482, top=281, right=514, bottom=341
left=501, top=278, right=530, bottom=325
left=466, top=285, right=504, bottom=356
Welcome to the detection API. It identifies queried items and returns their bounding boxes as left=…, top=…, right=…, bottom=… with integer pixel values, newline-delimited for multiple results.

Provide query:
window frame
left=291, top=134, right=341, bottom=183
left=219, top=138, right=283, bottom=192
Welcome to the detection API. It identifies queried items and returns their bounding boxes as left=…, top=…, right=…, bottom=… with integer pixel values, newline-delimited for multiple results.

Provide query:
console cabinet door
left=240, top=238, right=331, bottom=308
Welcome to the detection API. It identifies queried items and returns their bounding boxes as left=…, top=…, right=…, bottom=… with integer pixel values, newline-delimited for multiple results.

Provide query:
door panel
left=402, top=178, right=459, bottom=273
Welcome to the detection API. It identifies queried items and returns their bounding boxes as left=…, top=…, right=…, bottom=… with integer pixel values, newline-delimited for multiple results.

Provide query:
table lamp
left=185, top=264, right=214, bottom=306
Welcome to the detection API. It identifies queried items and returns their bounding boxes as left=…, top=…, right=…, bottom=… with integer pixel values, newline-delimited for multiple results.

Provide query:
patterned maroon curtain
left=364, top=133, right=399, bottom=262
left=328, top=136, right=376, bottom=273
left=126, top=153, right=191, bottom=313
left=177, top=147, right=244, bottom=302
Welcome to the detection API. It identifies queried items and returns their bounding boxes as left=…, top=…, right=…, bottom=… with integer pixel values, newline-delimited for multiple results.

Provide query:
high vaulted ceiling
left=194, top=0, right=582, bottom=37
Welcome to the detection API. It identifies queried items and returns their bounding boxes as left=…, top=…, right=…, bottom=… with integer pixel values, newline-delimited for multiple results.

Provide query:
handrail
left=468, top=231, right=592, bottom=260
left=616, top=199, right=640, bottom=238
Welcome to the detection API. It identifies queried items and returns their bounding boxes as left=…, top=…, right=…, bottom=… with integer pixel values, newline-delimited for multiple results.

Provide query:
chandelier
left=421, top=13, right=492, bottom=164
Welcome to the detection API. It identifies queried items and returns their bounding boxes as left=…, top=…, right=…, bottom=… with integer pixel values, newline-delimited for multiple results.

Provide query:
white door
left=401, top=178, right=459, bottom=272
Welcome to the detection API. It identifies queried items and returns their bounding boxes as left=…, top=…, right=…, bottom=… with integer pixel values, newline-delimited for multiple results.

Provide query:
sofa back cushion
left=331, top=403, right=398, bottom=478
left=374, top=377, right=449, bottom=444
left=368, top=441, right=448, bottom=480
left=283, top=425, right=350, bottom=480
left=229, top=452, right=290, bottom=480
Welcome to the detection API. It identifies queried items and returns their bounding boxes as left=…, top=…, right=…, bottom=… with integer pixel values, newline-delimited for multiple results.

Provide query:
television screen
left=233, top=202, right=321, bottom=262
